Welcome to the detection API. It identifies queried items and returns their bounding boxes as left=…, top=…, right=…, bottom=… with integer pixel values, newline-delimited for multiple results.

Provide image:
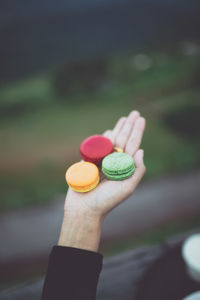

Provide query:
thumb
left=129, top=149, right=146, bottom=191
left=134, top=149, right=145, bottom=168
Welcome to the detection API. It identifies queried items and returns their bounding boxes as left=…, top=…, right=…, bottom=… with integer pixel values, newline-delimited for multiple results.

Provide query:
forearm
left=42, top=212, right=103, bottom=299
left=58, top=211, right=102, bottom=252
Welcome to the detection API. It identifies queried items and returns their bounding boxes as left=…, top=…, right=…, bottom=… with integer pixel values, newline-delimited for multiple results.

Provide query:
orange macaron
left=65, top=161, right=100, bottom=192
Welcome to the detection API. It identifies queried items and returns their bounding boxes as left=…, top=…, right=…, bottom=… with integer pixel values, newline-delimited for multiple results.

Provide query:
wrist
left=58, top=211, right=102, bottom=252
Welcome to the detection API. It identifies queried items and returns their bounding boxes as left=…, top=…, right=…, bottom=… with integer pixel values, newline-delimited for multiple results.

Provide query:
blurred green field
left=0, top=51, right=200, bottom=211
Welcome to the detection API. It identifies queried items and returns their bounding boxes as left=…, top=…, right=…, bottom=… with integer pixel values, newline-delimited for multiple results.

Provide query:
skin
left=58, top=110, right=146, bottom=252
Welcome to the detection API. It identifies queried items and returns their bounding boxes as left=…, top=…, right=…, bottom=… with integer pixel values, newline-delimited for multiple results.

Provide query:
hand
left=64, top=110, right=146, bottom=219
left=58, top=111, right=146, bottom=251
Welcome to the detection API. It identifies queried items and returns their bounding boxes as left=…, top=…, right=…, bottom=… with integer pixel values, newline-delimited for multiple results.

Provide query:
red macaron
left=80, top=135, right=113, bottom=165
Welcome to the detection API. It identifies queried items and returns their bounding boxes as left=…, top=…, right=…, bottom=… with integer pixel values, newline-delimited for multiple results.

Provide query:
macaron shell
left=69, top=176, right=99, bottom=192
left=80, top=135, right=113, bottom=164
left=102, top=152, right=135, bottom=180
left=102, top=152, right=134, bottom=173
left=65, top=161, right=99, bottom=188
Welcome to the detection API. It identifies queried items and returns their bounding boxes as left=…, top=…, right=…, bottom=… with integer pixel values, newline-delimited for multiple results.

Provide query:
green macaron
left=102, top=152, right=135, bottom=180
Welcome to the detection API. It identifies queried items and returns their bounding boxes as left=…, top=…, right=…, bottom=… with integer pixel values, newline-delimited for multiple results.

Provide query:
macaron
left=80, top=135, right=113, bottom=165
left=102, top=152, right=135, bottom=180
left=65, top=161, right=99, bottom=192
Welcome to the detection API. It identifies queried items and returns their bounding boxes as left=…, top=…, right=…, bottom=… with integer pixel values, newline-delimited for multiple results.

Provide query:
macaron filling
left=68, top=176, right=100, bottom=192
left=102, top=166, right=134, bottom=180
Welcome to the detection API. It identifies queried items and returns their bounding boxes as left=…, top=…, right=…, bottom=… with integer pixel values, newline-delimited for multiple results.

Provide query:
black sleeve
left=41, top=246, right=103, bottom=300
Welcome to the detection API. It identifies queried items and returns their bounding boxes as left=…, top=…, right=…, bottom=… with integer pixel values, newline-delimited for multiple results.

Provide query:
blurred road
left=0, top=170, right=200, bottom=263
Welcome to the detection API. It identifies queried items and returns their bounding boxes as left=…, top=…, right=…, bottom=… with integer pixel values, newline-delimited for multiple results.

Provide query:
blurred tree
left=190, top=67, right=200, bottom=88
left=163, top=102, right=200, bottom=140
left=53, top=59, right=108, bottom=98
left=1, top=0, right=200, bottom=83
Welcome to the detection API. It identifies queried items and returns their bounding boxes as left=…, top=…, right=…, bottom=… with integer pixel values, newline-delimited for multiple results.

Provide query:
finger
left=112, top=149, right=146, bottom=207
left=131, top=149, right=146, bottom=186
left=125, top=117, right=146, bottom=156
left=109, top=117, right=126, bottom=144
left=115, top=111, right=140, bottom=149
left=134, top=149, right=145, bottom=169
left=103, top=130, right=112, bottom=139
left=126, top=149, right=146, bottom=192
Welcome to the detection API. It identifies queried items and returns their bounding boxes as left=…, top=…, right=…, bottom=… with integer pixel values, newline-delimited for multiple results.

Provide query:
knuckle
left=126, top=146, right=134, bottom=156
left=126, top=120, right=133, bottom=127
left=116, top=136, right=123, bottom=145
left=121, top=127, right=130, bottom=136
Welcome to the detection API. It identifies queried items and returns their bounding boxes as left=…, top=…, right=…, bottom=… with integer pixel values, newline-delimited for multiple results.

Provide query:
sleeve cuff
left=50, top=245, right=103, bottom=274
left=41, top=246, right=103, bottom=300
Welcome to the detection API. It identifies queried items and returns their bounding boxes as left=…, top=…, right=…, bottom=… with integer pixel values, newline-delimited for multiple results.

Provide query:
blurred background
left=0, top=0, right=200, bottom=294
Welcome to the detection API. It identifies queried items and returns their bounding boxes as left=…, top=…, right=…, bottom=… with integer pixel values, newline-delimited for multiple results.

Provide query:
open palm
left=64, top=111, right=146, bottom=221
